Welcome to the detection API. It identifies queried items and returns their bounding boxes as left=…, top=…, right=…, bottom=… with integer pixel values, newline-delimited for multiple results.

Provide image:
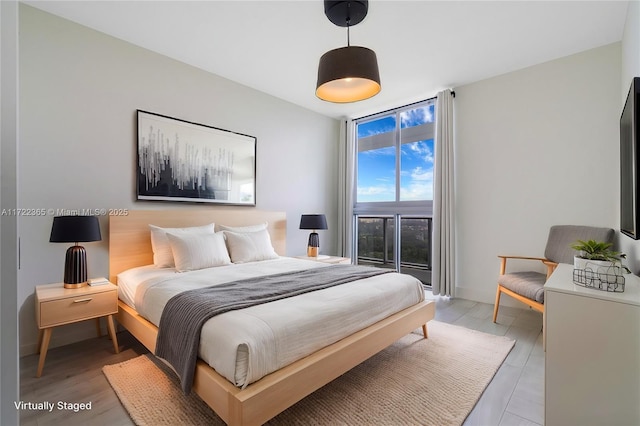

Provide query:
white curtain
left=337, top=119, right=355, bottom=260
left=432, top=89, right=455, bottom=297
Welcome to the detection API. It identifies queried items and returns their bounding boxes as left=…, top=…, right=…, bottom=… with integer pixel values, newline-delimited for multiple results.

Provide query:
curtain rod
left=353, top=90, right=455, bottom=121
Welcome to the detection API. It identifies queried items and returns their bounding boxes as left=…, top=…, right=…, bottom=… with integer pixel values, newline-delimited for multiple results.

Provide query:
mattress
left=117, top=257, right=425, bottom=388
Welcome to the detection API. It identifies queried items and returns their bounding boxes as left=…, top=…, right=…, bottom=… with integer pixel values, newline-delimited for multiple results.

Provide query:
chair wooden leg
left=493, top=285, right=502, bottom=323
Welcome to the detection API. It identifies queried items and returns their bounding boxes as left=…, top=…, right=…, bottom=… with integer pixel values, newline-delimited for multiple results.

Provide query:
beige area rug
left=103, top=321, right=514, bottom=425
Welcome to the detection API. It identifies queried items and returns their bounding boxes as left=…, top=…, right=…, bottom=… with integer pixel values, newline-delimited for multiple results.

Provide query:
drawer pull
left=73, top=298, right=93, bottom=303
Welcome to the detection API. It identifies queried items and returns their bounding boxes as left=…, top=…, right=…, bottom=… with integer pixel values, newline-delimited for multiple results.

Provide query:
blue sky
left=357, top=104, right=434, bottom=202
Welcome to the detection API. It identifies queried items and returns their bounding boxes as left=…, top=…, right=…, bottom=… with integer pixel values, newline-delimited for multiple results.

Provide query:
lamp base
left=64, top=282, right=87, bottom=289
left=307, top=232, right=320, bottom=257
left=63, top=245, right=88, bottom=287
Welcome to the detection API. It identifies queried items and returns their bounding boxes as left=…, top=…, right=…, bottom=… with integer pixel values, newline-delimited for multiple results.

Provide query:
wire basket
left=573, top=268, right=625, bottom=292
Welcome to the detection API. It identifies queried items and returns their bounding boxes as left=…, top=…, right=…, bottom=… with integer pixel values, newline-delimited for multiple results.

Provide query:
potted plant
left=571, top=239, right=630, bottom=274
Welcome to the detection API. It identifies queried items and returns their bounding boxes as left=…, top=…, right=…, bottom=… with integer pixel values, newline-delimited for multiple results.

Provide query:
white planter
left=573, top=256, right=624, bottom=277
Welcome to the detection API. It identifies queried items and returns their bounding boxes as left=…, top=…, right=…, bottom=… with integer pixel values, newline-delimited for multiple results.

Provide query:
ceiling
left=25, top=0, right=629, bottom=119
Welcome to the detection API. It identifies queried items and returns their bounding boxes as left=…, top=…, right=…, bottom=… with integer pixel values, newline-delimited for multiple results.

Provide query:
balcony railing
left=356, top=216, right=432, bottom=286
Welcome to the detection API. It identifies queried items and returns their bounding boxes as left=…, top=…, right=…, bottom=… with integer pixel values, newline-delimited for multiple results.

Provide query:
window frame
left=352, top=99, right=436, bottom=284
left=353, top=99, right=435, bottom=217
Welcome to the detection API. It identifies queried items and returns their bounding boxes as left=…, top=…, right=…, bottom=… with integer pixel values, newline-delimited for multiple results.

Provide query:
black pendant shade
left=316, top=46, right=380, bottom=103
left=316, top=0, right=381, bottom=103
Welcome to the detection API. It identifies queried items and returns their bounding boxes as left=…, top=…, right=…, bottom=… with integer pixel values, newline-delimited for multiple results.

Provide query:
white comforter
left=118, top=257, right=425, bottom=388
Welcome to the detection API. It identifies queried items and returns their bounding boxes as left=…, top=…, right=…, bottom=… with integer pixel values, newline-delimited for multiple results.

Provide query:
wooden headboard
left=108, top=209, right=286, bottom=283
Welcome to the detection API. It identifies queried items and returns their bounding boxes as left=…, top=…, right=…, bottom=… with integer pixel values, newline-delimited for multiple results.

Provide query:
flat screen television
left=621, top=77, right=640, bottom=239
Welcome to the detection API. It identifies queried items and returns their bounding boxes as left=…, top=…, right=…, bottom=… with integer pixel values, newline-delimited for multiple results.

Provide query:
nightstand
left=35, top=282, right=119, bottom=377
left=295, top=255, right=351, bottom=264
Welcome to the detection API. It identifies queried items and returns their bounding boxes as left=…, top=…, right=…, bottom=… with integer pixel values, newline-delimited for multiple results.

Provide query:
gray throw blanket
left=155, top=264, right=392, bottom=394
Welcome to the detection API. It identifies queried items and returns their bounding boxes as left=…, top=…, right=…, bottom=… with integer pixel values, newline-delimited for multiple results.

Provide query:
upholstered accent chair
left=492, top=225, right=615, bottom=322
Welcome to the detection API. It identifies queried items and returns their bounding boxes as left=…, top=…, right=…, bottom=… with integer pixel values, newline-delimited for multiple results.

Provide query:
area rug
left=103, top=321, right=514, bottom=425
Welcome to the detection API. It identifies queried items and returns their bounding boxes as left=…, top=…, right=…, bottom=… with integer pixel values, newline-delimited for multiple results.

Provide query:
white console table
left=544, top=263, right=640, bottom=425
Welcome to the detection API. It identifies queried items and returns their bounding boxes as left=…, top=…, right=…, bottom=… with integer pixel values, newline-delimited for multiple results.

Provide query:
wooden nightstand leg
left=106, top=315, right=119, bottom=354
left=36, top=328, right=52, bottom=378
left=95, top=317, right=102, bottom=337
left=36, top=329, right=43, bottom=354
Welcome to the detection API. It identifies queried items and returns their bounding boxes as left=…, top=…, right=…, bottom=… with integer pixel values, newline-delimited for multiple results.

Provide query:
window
left=353, top=100, right=435, bottom=285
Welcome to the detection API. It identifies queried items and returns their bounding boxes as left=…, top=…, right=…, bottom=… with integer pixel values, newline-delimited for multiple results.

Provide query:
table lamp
left=299, top=214, right=328, bottom=257
left=49, top=215, right=102, bottom=288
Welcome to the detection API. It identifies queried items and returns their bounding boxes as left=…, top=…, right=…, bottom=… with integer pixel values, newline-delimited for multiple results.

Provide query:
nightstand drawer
left=39, top=289, right=117, bottom=328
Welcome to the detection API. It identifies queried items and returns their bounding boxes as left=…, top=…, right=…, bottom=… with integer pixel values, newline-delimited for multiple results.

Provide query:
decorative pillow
left=149, top=223, right=215, bottom=268
left=224, top=229, right=279, bottom=263
left=217, top=222, right=268, bottom=233
left=166, top=231, right=231, bottom=272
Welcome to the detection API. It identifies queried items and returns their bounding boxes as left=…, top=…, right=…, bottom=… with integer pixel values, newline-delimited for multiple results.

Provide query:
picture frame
left=136, top=110, right=256, bottom=206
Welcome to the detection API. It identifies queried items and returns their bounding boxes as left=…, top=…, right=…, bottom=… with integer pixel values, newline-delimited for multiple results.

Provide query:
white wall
left=18, top=5, right=340, bottom=354
left=621, top=0, right=640, bottom=92
left=619, top=0, right=640, bottom=270
left=454, top=43, right=621, bottom=304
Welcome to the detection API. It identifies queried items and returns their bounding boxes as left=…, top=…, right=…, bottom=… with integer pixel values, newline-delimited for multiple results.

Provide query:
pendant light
left=316, top=1, right=381, bottom=103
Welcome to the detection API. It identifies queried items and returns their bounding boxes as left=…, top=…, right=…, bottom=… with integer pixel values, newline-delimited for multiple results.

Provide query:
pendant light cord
left=346, top=1, right=351, bottom=47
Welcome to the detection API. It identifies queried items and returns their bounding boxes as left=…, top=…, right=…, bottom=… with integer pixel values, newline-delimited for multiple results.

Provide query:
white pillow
left=166, top=231, right=231, bottom=272
left=218, top=222, right=268, bottom=233
left=224, top=229, right=279, bottom=263
left=149, top=223, right=215, bottom=268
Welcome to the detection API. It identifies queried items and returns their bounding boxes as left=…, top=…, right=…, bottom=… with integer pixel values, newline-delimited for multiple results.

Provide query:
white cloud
left=400, top=183, right=433, bottom=201
left=400, top=167, right=433, bottom=200
left=404, top=141, right=434, bottom=164
left=400, top=106, right=434, bottom=128
left=360, top=146, right=395, bottom=157
left=411, top=166, right=432, bottom=181
left=357, top=184, right=395, bottom=202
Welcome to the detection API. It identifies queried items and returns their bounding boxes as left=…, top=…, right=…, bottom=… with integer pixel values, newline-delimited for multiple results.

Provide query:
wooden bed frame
left=109, top=209, right=435, bottom=425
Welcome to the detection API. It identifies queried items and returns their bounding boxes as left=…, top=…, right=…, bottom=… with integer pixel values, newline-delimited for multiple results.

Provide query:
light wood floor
left=19, top=297, right=543, bottom=426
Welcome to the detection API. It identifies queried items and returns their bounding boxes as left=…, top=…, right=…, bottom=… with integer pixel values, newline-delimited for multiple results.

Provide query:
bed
left=109, top=209, right=435, bottom=425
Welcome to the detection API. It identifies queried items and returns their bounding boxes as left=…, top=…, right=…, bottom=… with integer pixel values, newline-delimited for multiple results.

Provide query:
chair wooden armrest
left=542, top=260, right=559, bottom=279
left=497, top=255, right=548, bottom=261
left=497, top=255, right=550, bottom=275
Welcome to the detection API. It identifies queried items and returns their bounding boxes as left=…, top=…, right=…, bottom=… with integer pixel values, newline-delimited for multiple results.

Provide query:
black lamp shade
left=316, top=46, right=381, bottom=103
left=299, top=214, right=328, bottom=231
left=50, top=216, right=101, bottom=287
left=50, top=215, right=101, bottom=243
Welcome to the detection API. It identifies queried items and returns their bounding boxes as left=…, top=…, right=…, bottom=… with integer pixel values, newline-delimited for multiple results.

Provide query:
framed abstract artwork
left=136, top=110, right=256, bottom=206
